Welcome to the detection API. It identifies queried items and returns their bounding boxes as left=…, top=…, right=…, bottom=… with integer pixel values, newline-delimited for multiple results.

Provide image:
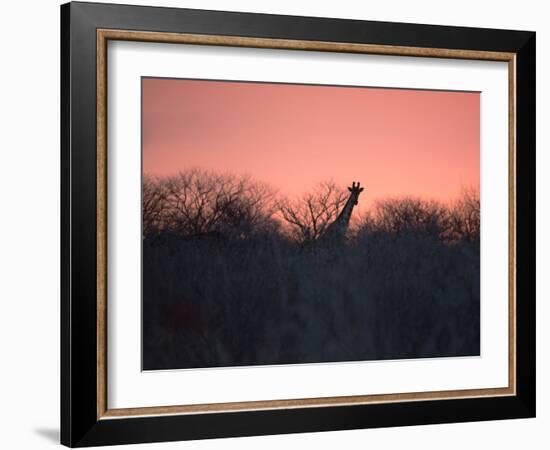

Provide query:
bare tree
left=143, top=175, right=167, bottom=238
left=360, top=197, right=451, bottom=240
left=142, top=168, right=278, bottom=240
left=278, top=181, right=348, bottom=243
left=449, top=187, right=480, bottom=242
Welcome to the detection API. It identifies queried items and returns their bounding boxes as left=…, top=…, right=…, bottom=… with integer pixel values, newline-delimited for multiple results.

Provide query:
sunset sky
left=142, top=78, right=479, bottom=211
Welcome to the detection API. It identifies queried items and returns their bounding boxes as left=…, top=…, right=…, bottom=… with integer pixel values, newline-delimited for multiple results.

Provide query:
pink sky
left=142, top=78, right=479, bottom=211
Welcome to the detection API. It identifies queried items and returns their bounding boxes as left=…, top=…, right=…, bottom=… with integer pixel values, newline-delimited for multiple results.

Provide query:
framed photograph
left=61, top=1, right=536, bottom=447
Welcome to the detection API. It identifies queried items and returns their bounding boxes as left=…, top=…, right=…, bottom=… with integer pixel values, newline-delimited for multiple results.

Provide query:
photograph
left=141, top=77, right=481, bottom=370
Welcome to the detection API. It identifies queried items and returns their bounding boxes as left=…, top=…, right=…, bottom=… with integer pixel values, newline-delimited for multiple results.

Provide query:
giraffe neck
left=322, top=194, right=356, bottom=239
left=336, top=195, right=356, bottom=229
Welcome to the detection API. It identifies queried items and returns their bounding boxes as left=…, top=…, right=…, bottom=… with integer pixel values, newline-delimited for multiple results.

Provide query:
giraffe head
left=348, top=181, right=364, bottom=205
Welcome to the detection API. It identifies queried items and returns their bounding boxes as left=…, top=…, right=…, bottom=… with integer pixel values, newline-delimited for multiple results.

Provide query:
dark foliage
left=142, top=170, right=480, bottom=370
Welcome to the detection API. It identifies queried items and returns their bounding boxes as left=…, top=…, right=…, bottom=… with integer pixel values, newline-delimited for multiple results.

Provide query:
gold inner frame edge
left=96, top=29, right=517, bottom=420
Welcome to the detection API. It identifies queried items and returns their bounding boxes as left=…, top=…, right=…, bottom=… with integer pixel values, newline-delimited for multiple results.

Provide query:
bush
left=142, top=171, right=480, bottom=369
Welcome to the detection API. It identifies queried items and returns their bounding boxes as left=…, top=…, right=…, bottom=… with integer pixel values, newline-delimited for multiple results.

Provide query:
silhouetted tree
left=277, top=181, right=348, bottom=243
left=358, top=197, right=451, bottom=241
left=142, top=169, right=278, bottom=240
left=143, top=175, right=167, bottom=238
left=449, top=187, right=480, bottom=243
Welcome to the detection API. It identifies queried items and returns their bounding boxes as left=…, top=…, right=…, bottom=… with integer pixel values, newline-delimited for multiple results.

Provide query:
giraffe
left=319, top=181, right=364, bottom=243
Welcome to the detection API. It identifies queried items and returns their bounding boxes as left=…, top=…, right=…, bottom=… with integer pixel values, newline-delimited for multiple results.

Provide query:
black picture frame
left=61, top=1, right=535, bottom=447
